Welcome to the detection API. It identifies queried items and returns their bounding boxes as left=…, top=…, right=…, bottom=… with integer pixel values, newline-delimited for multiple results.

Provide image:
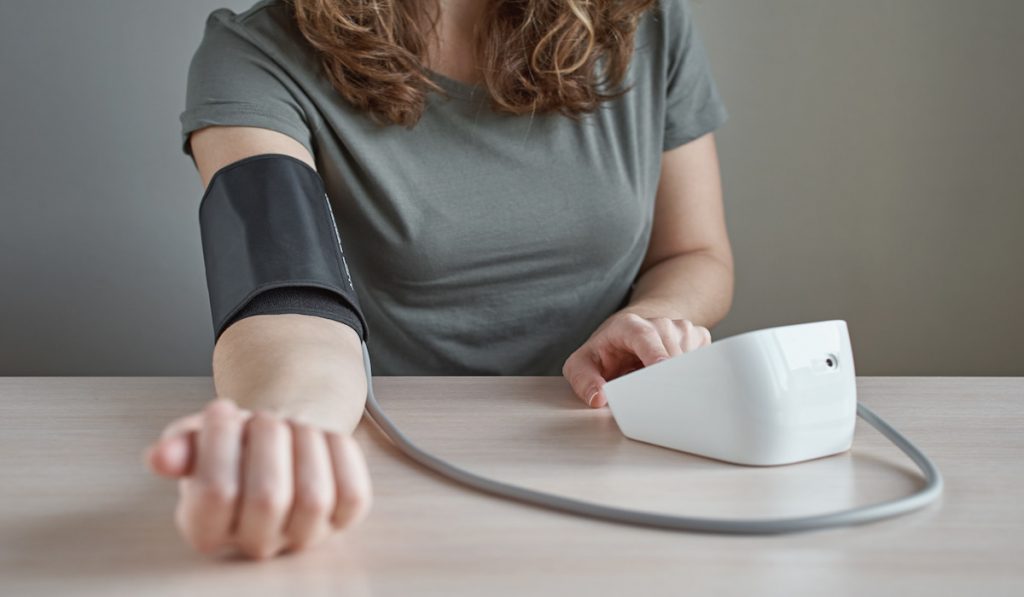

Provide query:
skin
left=563, top=132, right=734, bottom=408
left=430, top=0, right=489, bottom=85
left=145, top=126, right=373, bottom=560
left=145, top=1, right=733, bottom=561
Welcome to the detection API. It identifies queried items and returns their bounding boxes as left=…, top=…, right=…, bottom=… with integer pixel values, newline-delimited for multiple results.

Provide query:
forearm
left=211, top=314, right=368, bottom=435
left=619, top=250, right=734, bottom=329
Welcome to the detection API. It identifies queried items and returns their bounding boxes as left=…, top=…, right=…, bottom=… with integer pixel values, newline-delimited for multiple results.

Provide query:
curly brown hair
left=288, top=0, right=658, bottom=128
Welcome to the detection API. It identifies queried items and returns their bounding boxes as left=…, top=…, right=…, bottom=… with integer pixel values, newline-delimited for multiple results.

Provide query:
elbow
left=699, top=247, right=735, bottom=329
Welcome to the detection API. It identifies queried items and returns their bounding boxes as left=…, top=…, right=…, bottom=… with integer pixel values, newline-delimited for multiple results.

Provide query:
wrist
left=232, top=360, right=366, bottom=434
left=213, top=317, right=368, bottom=434
left=616, top=297, right=686, bottom=321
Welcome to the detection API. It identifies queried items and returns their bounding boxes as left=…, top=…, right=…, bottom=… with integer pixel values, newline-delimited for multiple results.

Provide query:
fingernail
left=587, top=389, right=599, bottom=406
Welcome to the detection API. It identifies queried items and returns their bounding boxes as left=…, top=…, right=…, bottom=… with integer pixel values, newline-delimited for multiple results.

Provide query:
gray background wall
left=1, top=0, right=1021, bottom=376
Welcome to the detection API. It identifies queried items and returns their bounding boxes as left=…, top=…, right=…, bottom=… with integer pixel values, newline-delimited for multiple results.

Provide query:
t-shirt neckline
left=425, top=68, right=488, bottom=102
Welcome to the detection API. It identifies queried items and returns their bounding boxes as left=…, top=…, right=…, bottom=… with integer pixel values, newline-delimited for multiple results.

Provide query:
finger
left=679, top=320, right=710, bottom=352
left=614, top=314, right=671, bottom=367
left=236, top=411, right=294, bottom=560
left=160, top=412, right=204, bottom=440
left=325, top=433, right=372, bottom=529
left=695, top=324, right=713, bottom=349
left=145, top=411, right=204, bottom=477
left=283, top=421, right=335, bottom=552
left=156, top=400, right=250, bottom=442
left=146, top=398, right=248, bottom=477
left=178, top=398, right=246, bottom=553
left=649, top=317, right=684, bottom=357
left=561, top=348, right=608, bottom=408
left=146, top=431, right=196, bottom=478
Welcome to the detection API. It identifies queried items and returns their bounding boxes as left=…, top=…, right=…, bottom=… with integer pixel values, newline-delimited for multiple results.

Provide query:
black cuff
left=222, top=285, right=366, bottom=341
left=199, top=153, right=368, bottom=344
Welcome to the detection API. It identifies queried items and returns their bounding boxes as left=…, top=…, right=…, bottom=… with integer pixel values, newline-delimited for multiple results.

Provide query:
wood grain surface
left=0, top=376, right=1021, bottom=596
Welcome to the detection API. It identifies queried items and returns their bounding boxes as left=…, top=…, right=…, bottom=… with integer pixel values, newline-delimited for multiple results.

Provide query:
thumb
left=144, top=431, right=195, bottom=478
left=563, top=348, right=609, bottom=408
left=144, top=410, right=205, bottom=478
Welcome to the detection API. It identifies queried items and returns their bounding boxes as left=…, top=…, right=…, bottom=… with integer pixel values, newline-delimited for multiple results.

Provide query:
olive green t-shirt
left=180, top=0, right=727, bottom=375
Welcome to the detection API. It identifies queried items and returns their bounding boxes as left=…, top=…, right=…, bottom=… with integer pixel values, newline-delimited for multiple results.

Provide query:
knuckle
left=251, top=408, right=276, bottom=423
left=201, top=412, right=241, bottom=437
left=563, top=347, right=588, bottom=371
left=336, top=486, right=367, bottom=512
left=203, top=398, right=235, bottom=419
left=194, top=481, right=238, bottom=508
left=620, top=312, right=645, bottom=324
left=295, top=485, right=334, bottom=517
left=249, top=410, right=278, bottom=429
left=639, top=319, right=660, bottom=334
left=622, top=314, right=649, bottom=331
left=238, top=539, right=279, bottom=561
left=652, top=318, right=676, bottom=337
left=569, top=374, right=598, bottom=402
left=175, top=511, right=222, bottom=554
left=202, top=416, right=235, bottom=436
left=289, top=419, right=314, bottom=437
left=250, top=411, right=288, bottom=440
left=248, top=485, right=289, bottom=514
left=287, top=532, right=322, bottom=552
left=641, top=329, right=664, bottom=345
left=646, top=336, right=664, bottom=350
left=161, top=413, right=202, bottom=439
left=333, top=486, right=372, bottom=527
left=254, top=545, right=280, bottom=560
left=285, top=516, right=333, bottom=552
left=564, top=354, right=596, bottom=390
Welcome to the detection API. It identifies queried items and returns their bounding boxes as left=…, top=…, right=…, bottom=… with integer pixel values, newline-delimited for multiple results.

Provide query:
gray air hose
left=359, top=341, right=943, bottom=535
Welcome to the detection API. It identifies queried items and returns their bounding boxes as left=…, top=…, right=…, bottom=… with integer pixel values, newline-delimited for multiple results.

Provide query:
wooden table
left=1, top=376, right=1021, bottom=596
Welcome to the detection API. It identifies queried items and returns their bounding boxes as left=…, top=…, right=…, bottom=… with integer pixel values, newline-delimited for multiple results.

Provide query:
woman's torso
left=185, top=1, right=688, bottom=375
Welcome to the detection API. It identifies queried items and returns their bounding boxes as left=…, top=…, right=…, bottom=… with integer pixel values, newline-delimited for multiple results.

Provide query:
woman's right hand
left=143, top=397, right=372, bottom=559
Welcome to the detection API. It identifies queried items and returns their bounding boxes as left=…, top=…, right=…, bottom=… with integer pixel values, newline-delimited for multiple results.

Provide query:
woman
left=145, top=0, right=733, bottom=560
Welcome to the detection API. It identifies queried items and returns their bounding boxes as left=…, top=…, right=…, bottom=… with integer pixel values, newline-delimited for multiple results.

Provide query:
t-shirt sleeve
left=661, top=0, right=729, bottom=151
left=179, top=9, right=315, bottom=158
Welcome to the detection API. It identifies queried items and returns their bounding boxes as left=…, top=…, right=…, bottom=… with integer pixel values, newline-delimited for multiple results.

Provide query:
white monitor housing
left=603, top=320, right=857, bottom=466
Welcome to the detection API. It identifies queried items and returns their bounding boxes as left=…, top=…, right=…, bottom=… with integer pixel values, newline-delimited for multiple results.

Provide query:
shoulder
left=644, top=0, right=700, bottom=44
left=652, top=0, right=693, bottom=22
left=196, top=0, right=310, bottom=57
left=635, top=0, right=692, bottom=52
left=633, top=0, right=706, bottom=74
left=202, top=0, right=284, bottom=30
left=190, top=0, right=322, bottom=80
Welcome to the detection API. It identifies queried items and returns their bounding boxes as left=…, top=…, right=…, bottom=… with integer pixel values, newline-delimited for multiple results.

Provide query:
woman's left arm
left=562, top=132, right=734, bottom=407
left=622, top=131, right=734, bottom=323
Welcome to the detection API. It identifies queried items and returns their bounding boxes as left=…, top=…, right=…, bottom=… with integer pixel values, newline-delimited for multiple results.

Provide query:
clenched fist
left=144, top=398, right=371, bottom=559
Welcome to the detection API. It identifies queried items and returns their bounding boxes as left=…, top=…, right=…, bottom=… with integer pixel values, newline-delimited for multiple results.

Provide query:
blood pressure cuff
left=198, top=153, right=369, bottom=343
left=223, top=285, right=366, bottom=341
